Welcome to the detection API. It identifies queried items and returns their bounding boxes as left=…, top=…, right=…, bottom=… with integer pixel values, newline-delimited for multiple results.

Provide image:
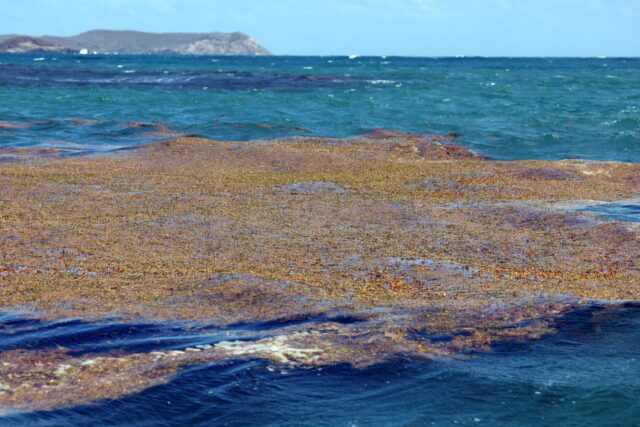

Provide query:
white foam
left=54, top=364, right=72, bottom=376
left=367, top=79, right=395, bottom=85
left=216, top=333, right=323, bottom=364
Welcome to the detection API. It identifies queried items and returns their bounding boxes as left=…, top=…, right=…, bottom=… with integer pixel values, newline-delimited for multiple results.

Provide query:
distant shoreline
left=1, top=51, right=638, bottom=59
left=0, top=30, right=271, bottom=55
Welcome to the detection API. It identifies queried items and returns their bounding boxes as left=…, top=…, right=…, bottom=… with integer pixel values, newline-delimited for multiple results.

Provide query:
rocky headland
left=0, top=30, right=271, bottom=55
left=0, top=36, right=77, bottom=53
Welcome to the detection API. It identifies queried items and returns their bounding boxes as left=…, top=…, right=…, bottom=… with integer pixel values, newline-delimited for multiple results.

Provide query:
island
left=0, top=30, right=271, bottom=55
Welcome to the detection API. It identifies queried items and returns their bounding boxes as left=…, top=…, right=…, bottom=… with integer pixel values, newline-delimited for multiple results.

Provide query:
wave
left=0, top=65, right=360, bottom=90
left=366, top=79, right=396, bottom=85
left=3, top=303, right=640, bottom=424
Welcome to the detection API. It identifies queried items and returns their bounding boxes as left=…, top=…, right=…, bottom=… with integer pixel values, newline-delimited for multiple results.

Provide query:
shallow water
left=582, top=201, right=640, bottom=223
left=1, top=303, right=639, bottom=426
left=1, top=54, right=639, bottom=161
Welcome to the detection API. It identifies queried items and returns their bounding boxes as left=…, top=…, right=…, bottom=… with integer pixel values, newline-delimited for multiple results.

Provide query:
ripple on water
left=1, top=304, right=640, bottom=425
left=1, top=56, right=640, bottom=161
left=581, top=201, right=640, bottom=223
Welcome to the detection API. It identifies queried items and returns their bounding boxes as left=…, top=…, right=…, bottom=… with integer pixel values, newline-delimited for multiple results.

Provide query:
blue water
left=2, top=304, right=640, bottom=426
left=1, top=54, right=639, bottom=161
left=2, top=54, right=640, bottom=425
left=582, top=201, right=640, bottom=223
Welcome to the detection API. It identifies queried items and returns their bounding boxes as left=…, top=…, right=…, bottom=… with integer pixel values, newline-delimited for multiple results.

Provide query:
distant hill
left=0, top=30, right=271, bottom=55
left=0, top=36, right=77, bottom=53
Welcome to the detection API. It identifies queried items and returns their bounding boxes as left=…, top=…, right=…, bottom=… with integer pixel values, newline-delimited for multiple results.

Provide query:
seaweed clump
left=1, top=130, right=639, bottom=412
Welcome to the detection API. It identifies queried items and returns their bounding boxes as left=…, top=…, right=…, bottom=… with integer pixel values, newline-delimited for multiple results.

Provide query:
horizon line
left=0, top=52, right=638, bottom=59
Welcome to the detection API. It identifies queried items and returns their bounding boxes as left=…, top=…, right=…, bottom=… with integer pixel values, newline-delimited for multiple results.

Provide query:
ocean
left=1, top=305, right=640, bottom=426
left=1, top=54, right=639, bottom=161
left=1, top=54, right=639, bottom=426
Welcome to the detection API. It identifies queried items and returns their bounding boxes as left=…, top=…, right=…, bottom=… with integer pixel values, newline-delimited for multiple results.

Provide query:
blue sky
left=1, top=0, right=638, bottom=56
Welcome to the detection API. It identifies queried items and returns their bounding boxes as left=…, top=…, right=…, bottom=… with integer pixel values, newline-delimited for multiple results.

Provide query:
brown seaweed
left=1, top=130, right=639, bottom=412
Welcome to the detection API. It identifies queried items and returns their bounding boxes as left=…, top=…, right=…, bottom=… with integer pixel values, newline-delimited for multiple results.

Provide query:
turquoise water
left=1, top=54, right=639, bottom=161
left=1, top=54, right=640, bottom=425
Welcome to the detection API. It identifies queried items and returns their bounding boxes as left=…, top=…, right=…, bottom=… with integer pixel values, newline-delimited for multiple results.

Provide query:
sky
left=1, top=0, right=639, bottom=56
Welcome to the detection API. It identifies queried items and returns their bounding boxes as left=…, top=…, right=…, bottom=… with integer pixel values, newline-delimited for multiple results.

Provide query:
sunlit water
left=1, top=54, right=639, bottom=425
left=0, top=54, right=639, bottom=161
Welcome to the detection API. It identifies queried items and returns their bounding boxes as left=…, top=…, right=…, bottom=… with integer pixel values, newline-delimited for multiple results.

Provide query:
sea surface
left=0, top=54, right=639, bottom=161
left=1, top=54, right=640, bottom=426
left=1, top=303, right=640, bottom=426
